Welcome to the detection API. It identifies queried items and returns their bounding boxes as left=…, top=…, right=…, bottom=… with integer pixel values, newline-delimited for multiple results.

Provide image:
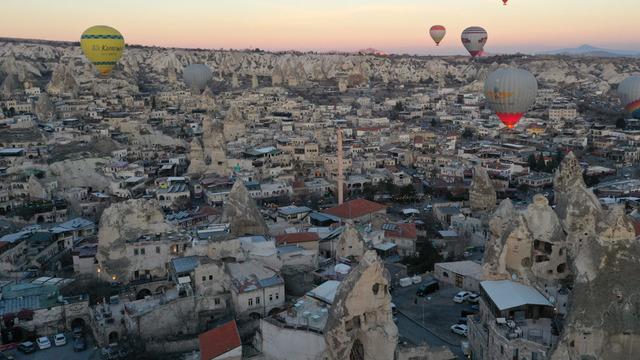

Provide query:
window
left=156, top=246, right=160, bottom=254
left=140, top=248, right=145, bottom=255
left=269, top=294, right=273, bottom=302
left=134, top=249, right=139, bottom=256
left=134, top=270, right=139, bottom=279
left=209, top=275, right=213, bottom=280
left=248, top=298, right=253, bottom=306
left=202, top=276, right=206, bottom=282
left=256, top=297, right=260, bottom=305
left=215, top=298, right=221, bottom=305
left=275, top=293, right=279, bottom=300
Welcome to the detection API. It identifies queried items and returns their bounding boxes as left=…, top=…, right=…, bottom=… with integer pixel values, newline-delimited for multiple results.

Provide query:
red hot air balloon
left=461, top=27, right=488, bottom=57
left=503, top=0, right=509, bottom=5
left=429, top=25, right=446, bottom=46
left=484, top=67, right=538, bottom=129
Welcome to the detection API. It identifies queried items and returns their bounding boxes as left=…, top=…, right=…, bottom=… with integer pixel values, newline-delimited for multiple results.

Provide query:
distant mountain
left=540, top=44, right=640, bottom=58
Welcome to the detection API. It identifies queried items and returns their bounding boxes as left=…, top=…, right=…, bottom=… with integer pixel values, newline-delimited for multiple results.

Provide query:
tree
left=402, top=240, right=443, bottom=275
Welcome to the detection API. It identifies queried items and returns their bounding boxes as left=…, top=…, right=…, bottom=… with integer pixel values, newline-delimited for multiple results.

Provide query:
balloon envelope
left=429, top=25, right=446, bottom=46
left=80, top=25, right=125, bottom=76
left=618, top=76, right=640, bottom=119
left=183, top=64, right=213, bottom=92
left=503, top=0, right=509, bottom=5
left=484, top=67, right=538, bottom=128
left=461, top=27, right=488, bottom=57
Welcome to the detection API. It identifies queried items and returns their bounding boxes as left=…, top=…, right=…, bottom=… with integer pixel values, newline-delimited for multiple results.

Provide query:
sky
left=1, top=0, right=638, bottom=55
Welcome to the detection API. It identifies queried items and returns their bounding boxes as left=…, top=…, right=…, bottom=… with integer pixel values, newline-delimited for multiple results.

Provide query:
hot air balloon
left=182, top=64, right=213, bottom=92
left=80, top=25, right=125, bottom=76
left=461, top=27, right=488, bottom=57
left=484, top=67, right=538, bottom=129
left=503, top=0, right=509, bottom=5
left=617, top=76, right=640, bottom=119
left=429, top=25, right=446, bottom=46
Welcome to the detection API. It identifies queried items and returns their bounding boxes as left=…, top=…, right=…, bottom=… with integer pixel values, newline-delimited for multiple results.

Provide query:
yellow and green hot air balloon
left=80, top=25, right=125, bottom=76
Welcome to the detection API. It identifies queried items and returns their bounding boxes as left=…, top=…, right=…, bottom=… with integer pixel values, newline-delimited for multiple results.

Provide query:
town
left=0, top=37, right=639, bottom=360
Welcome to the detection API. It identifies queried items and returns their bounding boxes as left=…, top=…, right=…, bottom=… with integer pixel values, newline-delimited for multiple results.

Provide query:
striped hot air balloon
left=618, top=76, right=640, bottom=119
left=429, top=25, right=446, bottom=46
left=484, top=67, right=538, bottom=129
left=461, top=27, right=488, bottom=57
left=80, top=25, right=125, bottom=76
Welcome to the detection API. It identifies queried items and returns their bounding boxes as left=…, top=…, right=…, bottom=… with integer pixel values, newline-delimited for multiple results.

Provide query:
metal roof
left=481, top=280, right=553, bottom=311
left=171, top=256, right=200, bottom=274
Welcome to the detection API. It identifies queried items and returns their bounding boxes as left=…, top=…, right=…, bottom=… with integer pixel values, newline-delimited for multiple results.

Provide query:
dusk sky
left=2, top=0, right=638, bottom=55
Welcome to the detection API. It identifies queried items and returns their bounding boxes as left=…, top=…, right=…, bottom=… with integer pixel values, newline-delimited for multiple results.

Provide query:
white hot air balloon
left=484, top=67, right=538, bottom=128
left=461, top=26, right=488, bottom=57
left=617, top=75, right=640, bottom=119
left=183, top=64, right=213, bottom=92
left=429, top=25, right=446, bottom=46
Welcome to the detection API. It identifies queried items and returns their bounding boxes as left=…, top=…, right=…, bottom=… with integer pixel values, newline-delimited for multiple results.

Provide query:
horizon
left=1, top=0, right=639, bottom=56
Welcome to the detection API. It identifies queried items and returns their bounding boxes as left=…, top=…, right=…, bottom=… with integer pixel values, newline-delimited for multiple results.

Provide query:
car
left=468, top=293, right=480, bottom=303
left=36, top=336, right=51, bottom=350
left=451, top=324, right=468, bottom=336
left=416, top=280, right=439, bottom=297
left=461, top=309, right=479, bottom=317
left=453, top=291, right=470, bottom=303
left=54, top=333, right=66, bottom=346
left=17, top=341, right=36, bottom=354
left=457, top=317, right=468, bottom=325
left=463, top=251, right=472, bottom=258
left=73, top=337, right=87, bottom=352
left=73, top=327, right=84, bottom=339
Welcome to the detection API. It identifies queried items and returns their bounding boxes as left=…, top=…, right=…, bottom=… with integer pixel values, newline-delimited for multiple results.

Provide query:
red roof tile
left=385, top=223, right=417, bottom=240
left=324, top=199, right=386, bottom=220
left=275, top=232, right=319, bottom=245
left=199, top=320, right=241, bottom=360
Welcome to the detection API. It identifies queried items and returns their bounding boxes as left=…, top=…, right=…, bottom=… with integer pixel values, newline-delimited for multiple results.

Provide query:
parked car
left=451, top=324, right=468, bottom=336
left=453, top=291, right=470, bottom=303
left=457, top=317, right=468, bottom=325
left=73, top=337, right=87, bottom=352
left=73, top=327, right=84, bottom=339
left=54, top=333, right=67, bottom=346
left=17, top=342, right=36, bottom=354
left=467, top=293, right=480, bottom=303
left=36, top=337, right=51, bottom=350
left=416, top=280, right=439, bottom=297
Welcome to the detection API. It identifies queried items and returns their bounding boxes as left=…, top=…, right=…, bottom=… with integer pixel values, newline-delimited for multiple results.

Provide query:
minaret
left=337, top=128, right=344, bottom=205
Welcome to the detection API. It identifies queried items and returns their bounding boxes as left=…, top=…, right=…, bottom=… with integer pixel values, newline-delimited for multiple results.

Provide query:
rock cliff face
left=96, top=199, right=173, bottom=281
left=469, top=165, right=497, bottom=213
left=222, top=180, right=268, bottom=237
left=325, top=251, right=398, bottom=360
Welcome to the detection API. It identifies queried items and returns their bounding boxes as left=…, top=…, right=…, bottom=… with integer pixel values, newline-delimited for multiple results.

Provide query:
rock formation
left=33, top=93, right=55, bottom=121
left=324, top=251, right=398, bottom=360
left=96, top=199, right=173, bottom=281
left=187, top=118, right=229, bottom=176
left=222, top=180, right=269, bottom=237
left=469, top=165, right=497, bottom=213
left=335, top=222, right=367, bottom=262
left=223, top=105, right=246, bottom=141
left=482, top=194, right=569, bottom=288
